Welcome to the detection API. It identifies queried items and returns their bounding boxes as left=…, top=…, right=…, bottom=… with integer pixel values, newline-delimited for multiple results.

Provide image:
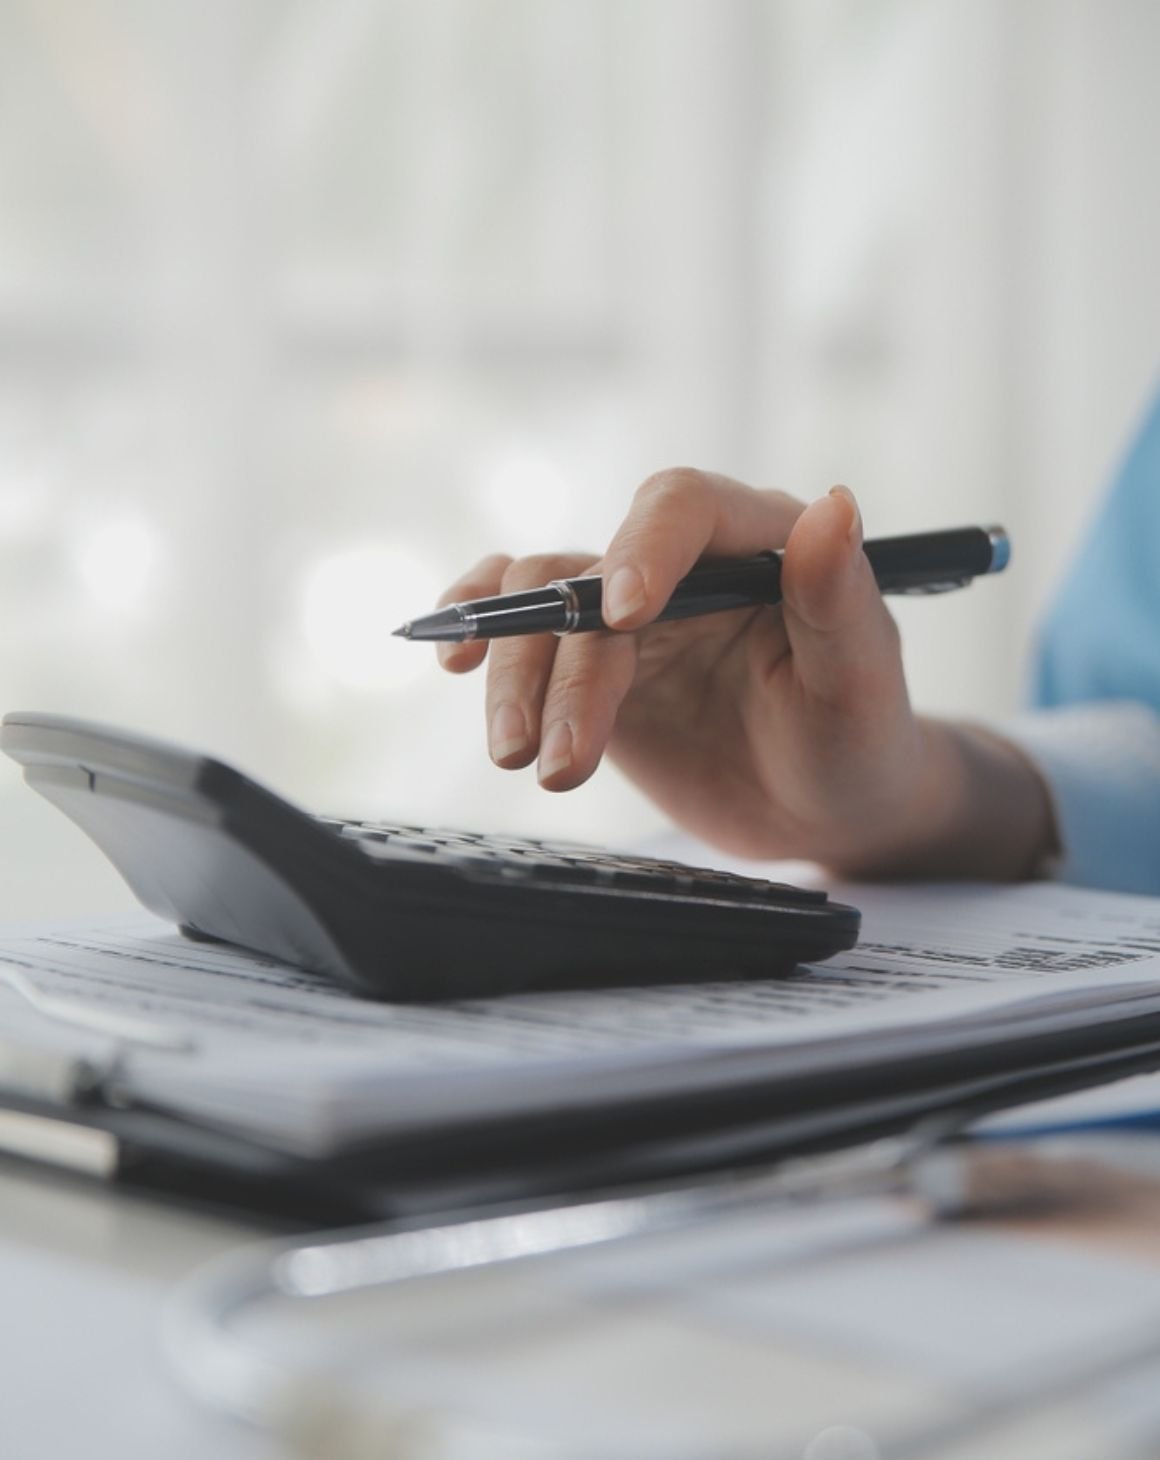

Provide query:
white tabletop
left=0, top=1161, right=282, bottom=1460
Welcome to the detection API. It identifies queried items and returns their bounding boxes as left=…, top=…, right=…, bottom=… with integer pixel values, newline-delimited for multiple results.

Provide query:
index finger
left=599, top=469, right=805, bottom=629
left=432, top=552, right=513, bottom=673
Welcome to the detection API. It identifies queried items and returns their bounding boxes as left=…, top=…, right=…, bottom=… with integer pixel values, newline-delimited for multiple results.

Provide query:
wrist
left=829, top=717, right=1059, bottom=881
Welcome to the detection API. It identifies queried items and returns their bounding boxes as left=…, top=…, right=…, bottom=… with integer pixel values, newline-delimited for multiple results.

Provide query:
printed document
left=2, top=881, right=1160, bottom=1152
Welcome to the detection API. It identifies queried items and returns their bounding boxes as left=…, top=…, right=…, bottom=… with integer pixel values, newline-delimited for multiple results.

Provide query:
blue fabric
left=1035, top=388, right=1160, bottom=711
left=1005, top=703, right=1160, bottom=893
left=1019, top=386, right=1160, bottom=892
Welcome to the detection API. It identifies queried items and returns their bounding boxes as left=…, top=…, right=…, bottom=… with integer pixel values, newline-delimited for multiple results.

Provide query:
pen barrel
left=655, top=555, right=785, bottom=623
left=440, top=526, right=1007, bottom=639
left=865, top=527, right=998, bottom=593
left=463, top=586, right=568, bottom=638
left=558, top=527, right=999, bottom=633
left=562, top=557, right=785, bottom=633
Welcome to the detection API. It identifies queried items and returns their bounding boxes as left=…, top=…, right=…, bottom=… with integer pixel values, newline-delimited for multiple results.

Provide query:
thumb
left=779, top=486, right=906, bottom=709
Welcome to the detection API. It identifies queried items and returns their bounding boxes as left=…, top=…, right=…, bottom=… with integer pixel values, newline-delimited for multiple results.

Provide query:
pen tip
left=389, top=606, right=467, bottom=641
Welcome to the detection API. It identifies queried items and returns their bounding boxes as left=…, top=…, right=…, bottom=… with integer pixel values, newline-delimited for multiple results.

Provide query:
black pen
left=393, top=526, right=1011, bottom=643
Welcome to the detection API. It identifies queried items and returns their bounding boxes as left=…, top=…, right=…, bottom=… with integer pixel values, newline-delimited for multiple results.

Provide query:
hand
left=436, top=469, right=1055, bottom=877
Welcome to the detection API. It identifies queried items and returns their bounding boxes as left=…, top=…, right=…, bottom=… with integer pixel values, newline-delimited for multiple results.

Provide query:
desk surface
left=0, top=1160, right=280, bottom=1460
left=11, top=1147, right=1160, bottom=1459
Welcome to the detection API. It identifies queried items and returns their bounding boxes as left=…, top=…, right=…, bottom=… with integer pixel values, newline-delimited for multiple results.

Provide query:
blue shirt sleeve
left=1034, top=388, right=1160, bottom=711
left=1004, top=702, right=1160, bottom=893
left=1008, top=386, right=1160, bottom=892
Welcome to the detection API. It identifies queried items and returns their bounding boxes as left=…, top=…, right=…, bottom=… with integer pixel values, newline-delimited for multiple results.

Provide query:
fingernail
left=489, top=703, right=527, bottom=763
left=538, top=721, right=573, bottom=781
left=603, top=566, right=647, bottom=626
left=828, top=485, right=862, bottom=547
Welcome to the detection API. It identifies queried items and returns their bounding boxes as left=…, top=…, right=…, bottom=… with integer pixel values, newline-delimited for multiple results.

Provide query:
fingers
left=484, top=553, right=598, bottom=772
left=438, top=547, right=633, bottom=787
left=535, top=629, right=639, bottom=790
left=599, top=469, right=805, bottom=630
left=439, top=474, right=895, bottom=805
left=779, top=485, right=907, bottom=711
left=433, top=553, right=513, bottom=673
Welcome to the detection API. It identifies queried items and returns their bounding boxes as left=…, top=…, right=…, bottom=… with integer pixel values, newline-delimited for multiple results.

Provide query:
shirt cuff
left=1002, top=702, right=1160, bottom=895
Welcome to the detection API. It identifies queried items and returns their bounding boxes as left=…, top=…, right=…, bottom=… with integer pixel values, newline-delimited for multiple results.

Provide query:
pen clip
left=887, top=576, right=972, bottom=596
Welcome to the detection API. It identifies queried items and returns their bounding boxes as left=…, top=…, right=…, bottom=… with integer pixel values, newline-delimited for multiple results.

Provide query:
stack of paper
left=3, top=880, right=1160, bottom=1158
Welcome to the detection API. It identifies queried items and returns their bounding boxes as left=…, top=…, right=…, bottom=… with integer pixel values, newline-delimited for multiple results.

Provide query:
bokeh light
left=70, top=516, right=163, bottom=618
left=298, top=541, right=442, bottom=694
left=476, top=444, right=574, bottom=553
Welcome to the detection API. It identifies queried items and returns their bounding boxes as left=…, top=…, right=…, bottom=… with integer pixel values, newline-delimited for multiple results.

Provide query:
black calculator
left=1, top=713, right=860, bottom=1001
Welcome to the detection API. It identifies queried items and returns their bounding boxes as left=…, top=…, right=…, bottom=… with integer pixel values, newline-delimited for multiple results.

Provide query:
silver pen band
left=549, top=580, right=582, bottom=634
left=454, top=605, right=479, bottom=642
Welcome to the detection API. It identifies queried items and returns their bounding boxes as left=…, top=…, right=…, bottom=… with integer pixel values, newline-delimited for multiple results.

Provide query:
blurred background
left=0, top=0, right=1157, bottom=915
